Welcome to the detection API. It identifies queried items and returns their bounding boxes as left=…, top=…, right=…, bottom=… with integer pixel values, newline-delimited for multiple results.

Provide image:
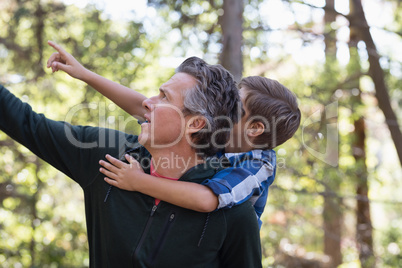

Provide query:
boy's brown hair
left=239, top=76, right=301, bottom=149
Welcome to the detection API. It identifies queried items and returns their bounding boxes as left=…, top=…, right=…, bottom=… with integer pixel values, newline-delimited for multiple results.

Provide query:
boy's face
left=226, top=87, right=252, bottom=153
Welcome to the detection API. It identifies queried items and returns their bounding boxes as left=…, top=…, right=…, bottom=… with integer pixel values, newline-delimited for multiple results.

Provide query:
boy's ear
left=247, top=121, right=265, bottom=137
left=186, top=116, right=207, bottom=134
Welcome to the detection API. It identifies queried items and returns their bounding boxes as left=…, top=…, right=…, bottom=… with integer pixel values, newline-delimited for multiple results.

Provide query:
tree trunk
left=323, top=194, right=343, bottom=266
left=322, top=0, right=343, bottom=266
left=349, top=2, right=375, bottom=266
left=219, top=0, right=243, bottom=83
left=349, top=0, right=402, bottom=167
left=354, top=118, right=375, bottom=268
left=324, top=0, right=336, bottom=55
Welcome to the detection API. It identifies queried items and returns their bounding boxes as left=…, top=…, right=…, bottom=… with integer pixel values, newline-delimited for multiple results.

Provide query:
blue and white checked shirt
left=202, top=149, right=276, bottom=228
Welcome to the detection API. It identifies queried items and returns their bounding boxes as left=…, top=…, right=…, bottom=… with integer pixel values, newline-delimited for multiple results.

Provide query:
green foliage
left=377, top=225, right=402, bottom=267
left=0, top=0, right=401, bottom=267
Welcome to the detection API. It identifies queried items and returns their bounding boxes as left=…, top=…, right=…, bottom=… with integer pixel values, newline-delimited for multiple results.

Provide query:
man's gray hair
left=176, top=57, right=241, bottom=157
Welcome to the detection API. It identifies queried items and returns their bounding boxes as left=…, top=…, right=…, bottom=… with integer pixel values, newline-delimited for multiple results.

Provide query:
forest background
left=0, top=0, right=401, bottom=267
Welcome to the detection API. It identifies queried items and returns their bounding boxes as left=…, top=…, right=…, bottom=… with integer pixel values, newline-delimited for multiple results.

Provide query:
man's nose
left=142, top=96, right=157, bottom=111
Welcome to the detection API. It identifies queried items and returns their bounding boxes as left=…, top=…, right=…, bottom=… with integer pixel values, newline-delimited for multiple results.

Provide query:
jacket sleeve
left=219, top=201, right=262, bottom=267
left=0, top=85, right=133, bottom=188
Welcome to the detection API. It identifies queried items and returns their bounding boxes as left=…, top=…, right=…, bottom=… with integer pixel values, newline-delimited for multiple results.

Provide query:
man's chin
left=138, top=133, right=149, bottom=146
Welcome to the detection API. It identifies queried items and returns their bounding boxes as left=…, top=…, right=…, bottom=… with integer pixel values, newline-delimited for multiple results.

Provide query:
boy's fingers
left=104, top=177, right=118, bottom=186
left=106, top=154, right=125, bottom=168
left=47, top=53, right=54, bottom=67
left=99, top=160, right=119, bottom=174
left=99, top=167, right=118, bottom=180
left=51, top=62, right=68, bottom=73
left=47, top=52, right=60, bottom=67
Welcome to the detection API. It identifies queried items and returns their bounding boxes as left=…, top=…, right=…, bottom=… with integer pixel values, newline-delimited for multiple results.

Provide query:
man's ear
left=186, top=116, right=207, bottom=134
left=247, top=121, right=265, bottom=137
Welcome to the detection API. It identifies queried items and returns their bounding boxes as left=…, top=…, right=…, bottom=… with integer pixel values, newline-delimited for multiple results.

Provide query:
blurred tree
left=219, top=0, right=244, bottom=82
left=348, top=1, right=374, bottom=267
left=348, top=0, right=402, bottom=166
left=322, top=0, right=343, bottom=266
left=147, top=0, right=244, bottom=80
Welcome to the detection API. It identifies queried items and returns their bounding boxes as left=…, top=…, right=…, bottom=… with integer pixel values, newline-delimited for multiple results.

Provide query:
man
left=0, top=56, right=262, bottom=267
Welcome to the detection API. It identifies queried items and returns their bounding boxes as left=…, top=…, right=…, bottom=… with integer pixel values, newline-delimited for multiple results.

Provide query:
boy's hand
left=46, top=40, right=87, bottom=80
left=100, top=154, right=144, bottom=191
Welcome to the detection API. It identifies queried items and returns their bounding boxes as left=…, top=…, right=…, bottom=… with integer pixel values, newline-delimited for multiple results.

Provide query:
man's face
left=138, top=72, right=197, bottom=149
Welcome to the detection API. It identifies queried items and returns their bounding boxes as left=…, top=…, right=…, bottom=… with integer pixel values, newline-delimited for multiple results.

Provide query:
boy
left=47, top=41, right=300, bottom=227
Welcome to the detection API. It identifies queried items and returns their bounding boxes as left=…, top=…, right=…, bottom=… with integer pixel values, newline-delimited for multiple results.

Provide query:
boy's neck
left=225, top=143, right=254, bottom=154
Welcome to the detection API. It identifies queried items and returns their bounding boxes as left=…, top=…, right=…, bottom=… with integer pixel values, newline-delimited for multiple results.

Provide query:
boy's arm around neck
left=106, top=170, right=219, bottom=212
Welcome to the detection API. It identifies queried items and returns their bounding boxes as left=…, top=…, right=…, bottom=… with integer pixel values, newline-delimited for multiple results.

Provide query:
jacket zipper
left=147, top=212, right=176, bottom=266
left=132, top=204, right=158, bottom=266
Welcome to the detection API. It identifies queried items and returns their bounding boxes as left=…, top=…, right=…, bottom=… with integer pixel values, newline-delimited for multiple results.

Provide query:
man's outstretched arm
left=0, top=85, right=127, bottom=187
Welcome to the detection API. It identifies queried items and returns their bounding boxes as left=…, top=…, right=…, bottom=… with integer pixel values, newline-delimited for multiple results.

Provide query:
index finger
left=47, top=40, right=68, bottom=56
